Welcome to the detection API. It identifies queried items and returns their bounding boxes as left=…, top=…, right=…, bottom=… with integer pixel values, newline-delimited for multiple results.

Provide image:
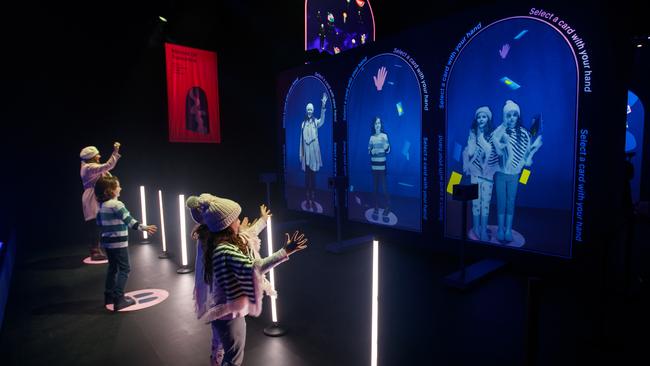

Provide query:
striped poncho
left=199, top=241, right=289, bottom=322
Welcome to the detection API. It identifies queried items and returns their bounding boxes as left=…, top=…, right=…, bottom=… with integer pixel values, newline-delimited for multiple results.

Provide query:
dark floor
left=1, top=216, right=649, bottom=366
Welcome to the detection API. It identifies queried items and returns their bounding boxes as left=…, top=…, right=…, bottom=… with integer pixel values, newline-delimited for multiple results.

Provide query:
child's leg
left=494, top=172, right=506, bottom=241
left=212, top=317, right=246, bottom=366
left=480, top=179, right=494, bottom=241
left=504, top=174, right=519, bottom=241
left=210, top=323, right=225, bottom=366
left=113, top=247, right=131, bottom=299
left=104, top=248, right=119, bottom=302
left=381, top=171, right=390, bottom=215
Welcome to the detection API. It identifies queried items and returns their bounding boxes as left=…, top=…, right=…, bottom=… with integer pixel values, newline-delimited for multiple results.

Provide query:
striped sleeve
left=114, top=201, right=142, bottom=231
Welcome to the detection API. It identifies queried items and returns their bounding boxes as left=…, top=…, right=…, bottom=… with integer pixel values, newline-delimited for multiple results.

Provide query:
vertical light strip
left=178, top=194, right=188, bottom=266
left=158, top=190, right=167, bottom=252
left=140, top=186, right=148, bottom=239
left=371, top=239, right=379, bottom=366
left=266, top=216, right=278, bottom=323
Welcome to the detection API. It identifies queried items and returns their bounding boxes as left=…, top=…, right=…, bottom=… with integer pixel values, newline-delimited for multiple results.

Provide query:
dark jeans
left=84, top=219, right=100, bottom=250
left=372, top=170, right=390, bottom=211
left=212, top=317, right=246, bottom=366
left=105, top=247, right=131, bottom=299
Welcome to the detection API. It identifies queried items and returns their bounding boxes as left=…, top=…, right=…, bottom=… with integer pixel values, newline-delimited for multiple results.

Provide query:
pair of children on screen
left=462, top=100, right=543, bottom=242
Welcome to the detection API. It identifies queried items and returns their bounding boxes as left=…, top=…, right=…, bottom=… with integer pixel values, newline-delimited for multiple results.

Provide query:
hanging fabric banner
left=165, top=43, right=221, bottom=143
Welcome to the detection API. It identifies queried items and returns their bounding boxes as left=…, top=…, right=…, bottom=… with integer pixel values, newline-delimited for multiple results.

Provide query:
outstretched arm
left=316, top=93, right=327, bottom=128
left=84, top=142, right=121, bottom=175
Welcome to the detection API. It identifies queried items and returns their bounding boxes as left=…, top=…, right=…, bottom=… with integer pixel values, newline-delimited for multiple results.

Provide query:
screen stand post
left=443, top=184, right=506, bottom=290
left=325, top=177, right=373, bottom=253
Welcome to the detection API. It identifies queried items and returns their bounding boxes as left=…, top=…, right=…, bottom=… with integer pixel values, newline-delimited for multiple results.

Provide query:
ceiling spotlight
left=637, top=44, right=643, bottom=48
left=158, top=16, right=168, bottom=23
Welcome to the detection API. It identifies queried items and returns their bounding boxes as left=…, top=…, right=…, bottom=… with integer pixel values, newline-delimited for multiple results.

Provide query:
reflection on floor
left=1, top=217, right=649, bottom=365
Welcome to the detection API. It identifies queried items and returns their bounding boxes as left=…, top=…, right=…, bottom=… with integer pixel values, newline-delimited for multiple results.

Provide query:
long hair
left=471, top=108, right=494, bottom=136
left=192, top=224, right=247, bottom=284
left=95, top=176, right=119, bottom=203
left=370, top=116, right=385, bottom=134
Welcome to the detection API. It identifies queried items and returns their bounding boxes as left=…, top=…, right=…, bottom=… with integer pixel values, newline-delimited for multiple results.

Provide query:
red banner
left=165, top=43, right=221, bottom=143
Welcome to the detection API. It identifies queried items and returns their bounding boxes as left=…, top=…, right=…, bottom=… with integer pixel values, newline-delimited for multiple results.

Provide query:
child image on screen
left=368, top=116, right=391, bottom=222
left=299, top=92, right=328, bottom=211
left=490, top=100, right=543, bottom=242
left=462, top=106, right=495, bottom=241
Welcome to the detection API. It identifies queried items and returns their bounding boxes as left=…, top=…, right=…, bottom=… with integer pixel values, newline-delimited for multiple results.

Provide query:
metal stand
left=259, top=172, right=290, bottom=337
left=443, top=184, right=505, bottom=289
left=176, top=266, right=193, bottom=274
left=323, top=176, right=373, bottom=253
left=264, top=323, right=288, bottom=337
left=158, top=251, right=170, bottom=259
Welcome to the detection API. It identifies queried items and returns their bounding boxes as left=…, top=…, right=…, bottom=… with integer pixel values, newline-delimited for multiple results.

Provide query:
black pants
left=105, top=247, right=131, bottom=299
left=305, top=167, right=316, bottom=199
left=372, top=170, right=390, bottom=211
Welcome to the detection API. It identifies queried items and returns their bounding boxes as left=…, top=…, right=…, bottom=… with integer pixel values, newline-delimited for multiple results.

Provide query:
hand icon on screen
left=373, top=66, right=387, bottom=91
left=499, top=44, right=510, bottom=59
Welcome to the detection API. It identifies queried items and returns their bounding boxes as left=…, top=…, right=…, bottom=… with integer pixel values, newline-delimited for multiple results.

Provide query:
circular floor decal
left=467, top=225, right=525, bottom=247
left=300, top=200, right=324, bottom=213
left=83, top=256, right=108, bottom=264
left=364, top=208, right=398, bottom=226
left=105, top=289, right=169, bottom=312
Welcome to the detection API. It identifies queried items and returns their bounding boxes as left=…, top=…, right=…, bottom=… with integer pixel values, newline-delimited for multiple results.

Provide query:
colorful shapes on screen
left=402, top=140, right=411, bottom=160
left=349, top=185, right=354, bottom=192
left=519, top=169, right=531, bottom=184
left=514, top=29, right=529, bottom=40
left=446, top=171, right=463, bottom=194
left=333, top=47, right=341, bottom=54
left=343, top=12, right=348, bottom=23
left=398, top=182, right=414, bottom=187
left=499, top=43, right=511, bottom=59
left=356, top=0, right=366, bottom=7
left=361, top=34, right=367, bottom=44
left=396, top=102, right=404, bottom=116
left=355, top=195, right=362, bottom=205
left=327, top=12, right=335, bottom=23
left=453, top=142, right=462, bottom=162
left=500, top=77, right=521, bottom=90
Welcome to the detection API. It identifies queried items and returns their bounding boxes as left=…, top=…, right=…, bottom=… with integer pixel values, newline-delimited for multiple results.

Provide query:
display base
left=443, top=259, right=506, bottom=290
left=264, top=323, right=288, bottom=337
left=325, top=235, right=374, bottom=254
left=140, top=239, right=150, bottom=244
left=158, top=252, right=170, bottom=259
left=177, top=266, right=193, bottom=274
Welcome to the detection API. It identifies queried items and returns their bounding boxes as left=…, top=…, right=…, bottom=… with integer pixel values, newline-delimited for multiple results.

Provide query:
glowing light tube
left=158, top=190, right=167, bottom=252
left=178, top=194, right=188, bottom=266
left=266, top=216, right=278, bottom=323
left=371, top=239, right=379, bottom=366
left=140, top=186, right=148, bottom=239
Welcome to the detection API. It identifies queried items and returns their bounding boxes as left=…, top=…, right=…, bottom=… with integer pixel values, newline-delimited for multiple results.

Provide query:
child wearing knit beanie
left=462, top=106, right=495, bottom=241
left=186, top=194, right=307, bottom=366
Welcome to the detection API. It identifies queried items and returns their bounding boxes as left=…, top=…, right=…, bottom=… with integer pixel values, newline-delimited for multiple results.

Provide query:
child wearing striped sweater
left=95, top=175, right=157, bottom=311
left=368, top=116, right=391, bottom=222
left=491, top=100, right=543, bottom=242
left=187, top=195, right=307, bottom=366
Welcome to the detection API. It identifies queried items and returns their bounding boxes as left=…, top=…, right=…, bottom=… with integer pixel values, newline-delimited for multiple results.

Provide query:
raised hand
left=283, top=230, right=308, bottom=256
left=321, top=93, right=328, bottom=107
left=259, top=204, right=272, bottom=222
left=113, top=142, right=121, bottom=152
left=373, top=66, right=387, bottom=91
